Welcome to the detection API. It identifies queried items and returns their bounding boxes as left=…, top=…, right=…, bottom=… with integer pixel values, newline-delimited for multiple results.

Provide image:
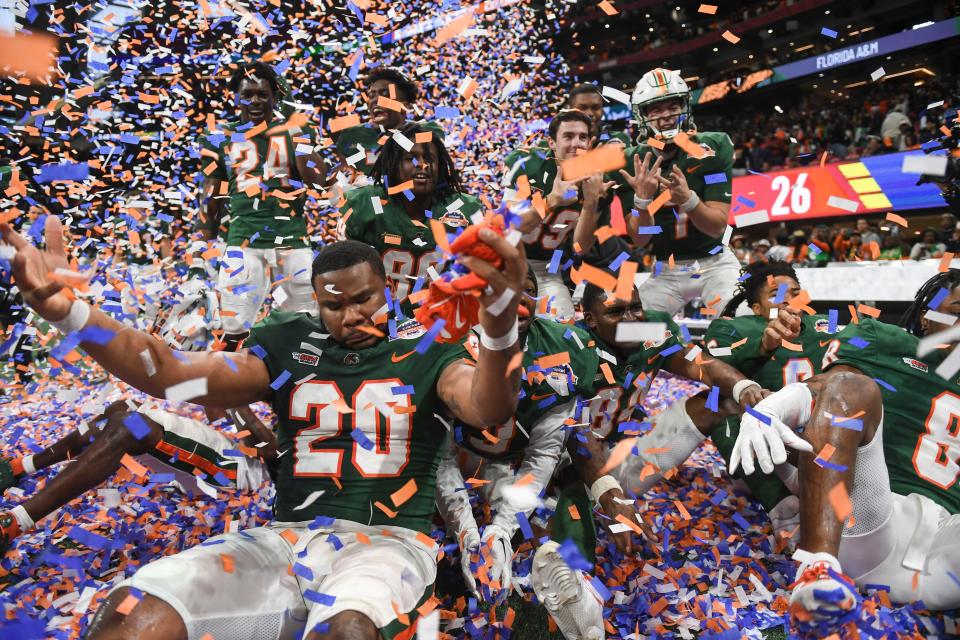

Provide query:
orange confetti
left=781, top=340, right=802, bottom=352
left=600, top=436, right=638, bottom=474
left=598, top=1, right=619, bottom=16
left=600, top=362, right=615, bottom=384
left=647, top=190, right=672, bottom=215
left=329, top=114, right=361, bottom=133
left=356, top=532, right=371, bottom=545
left=646, top=137, right=666, bottom=150
left=698, top=3, right=718, bottom=13
left=885, top=212, right=908, bottom=227
left=415, top=532, right=435, bottom=548
left=112, top=594, right=142, bottom=617
left=721, top=30, right=741, bottom=44
left=559, top=144, right=626, bottom=181
left=615, top=260, right=638, bottom=301
left=391, top=479, right=418, bottom=508
left=573, top=262, right=618, bottom=290
left=514, top=473, right=536, bottom=486
left=536, top=351, right=570, bottom=369
left=414, top=131, right=433, bottom=144
left=0, top=33, right=56, bottom=80
left=220, top=553, right=235, bottom=573
left=120, top=453, right=149, bottom=478
left=856, top=304, right=880, bottom=318
left=940, top=252, right=955, bottom=272
left=674, top=500, right=692, bottom=520
left=279, top=529, right=299, bottom=545
left=817, top=443, right=836, bottom=462
left=567, top=505, right=581, bottom=520
left=828, top=482, right=853, bottom=522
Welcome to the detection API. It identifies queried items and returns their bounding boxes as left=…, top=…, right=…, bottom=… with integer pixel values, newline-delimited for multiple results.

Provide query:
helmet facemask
left=633, top=94, right=695, bottom=142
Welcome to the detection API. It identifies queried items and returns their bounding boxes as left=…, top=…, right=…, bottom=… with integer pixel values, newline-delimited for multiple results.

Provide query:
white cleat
left=531, top=541, right=604, bottom=640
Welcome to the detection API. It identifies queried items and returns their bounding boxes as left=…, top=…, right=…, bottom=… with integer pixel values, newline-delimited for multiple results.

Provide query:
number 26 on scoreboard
left=770, top=172, right=812, bottom=217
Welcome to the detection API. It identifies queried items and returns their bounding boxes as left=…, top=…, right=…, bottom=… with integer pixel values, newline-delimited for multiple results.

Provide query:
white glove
left=459, top=527, right=481, bottom=600
left=768, top=494, right=800, bottom=553
left=789, top=550, right=858, bottom=620
left=730, top=385, right=814, bottom=476
left=480, top=523, right=513, bottom=603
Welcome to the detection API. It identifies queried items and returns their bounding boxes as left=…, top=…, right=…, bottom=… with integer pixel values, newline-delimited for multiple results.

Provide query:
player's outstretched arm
left=666, top=348, right=766, bottom=412
left=0, top=217, right=272, bottom=406
left=437, top=229, right=526, bottom=428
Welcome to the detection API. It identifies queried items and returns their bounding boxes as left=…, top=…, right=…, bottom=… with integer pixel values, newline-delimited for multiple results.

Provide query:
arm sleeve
left=490, top=401, right=573, bottom=536
left=435, top=435, right=479, bottom=536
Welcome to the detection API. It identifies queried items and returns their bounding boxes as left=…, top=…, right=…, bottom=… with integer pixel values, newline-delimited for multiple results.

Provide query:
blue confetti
left=303, top=590, right=336, bottom=606
left=703, top=173, right=727, bottom=185
left=122, top=413, right=153, bottom=440
left=270, top=370, right=292, bottom=390
left=821, top=27, right=838, bottom=38
left=415, top=318, right=445, bottom=354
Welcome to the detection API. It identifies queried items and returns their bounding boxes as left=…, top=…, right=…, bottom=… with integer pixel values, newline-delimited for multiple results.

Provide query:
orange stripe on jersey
left=153, top=441, right=238, bottom=481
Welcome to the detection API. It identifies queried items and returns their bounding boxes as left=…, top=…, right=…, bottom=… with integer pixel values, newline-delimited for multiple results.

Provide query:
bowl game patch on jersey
left=438, top=210, right=468, bottom=227
left=643, top=329, right=673, bottom=349
left=901, top=357, right=929, bottom=373
left=292, top=352, right=320, bottom=366
left=390, top=318, right=428, bottom=341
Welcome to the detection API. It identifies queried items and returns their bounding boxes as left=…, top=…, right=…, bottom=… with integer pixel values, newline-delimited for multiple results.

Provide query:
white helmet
left=631, top=68, right=694, bottom=141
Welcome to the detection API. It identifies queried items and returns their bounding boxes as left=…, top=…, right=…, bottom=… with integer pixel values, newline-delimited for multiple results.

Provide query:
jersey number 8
left=914, top=391, right=960, bottom=489
left=289, top=379, right=412, bottom=478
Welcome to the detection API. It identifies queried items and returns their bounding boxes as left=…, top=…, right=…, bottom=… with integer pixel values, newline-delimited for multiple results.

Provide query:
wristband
left=633, top=194, right=653, bottom=210
left=589, top=475, right=622, bottom=504
left=478, top=320, right=519, bottom=351
left=51, top=300, right=91, bottom=335
left=732, top=379, right=761, bottom=404
left=679, top=191, right=701, bottom=213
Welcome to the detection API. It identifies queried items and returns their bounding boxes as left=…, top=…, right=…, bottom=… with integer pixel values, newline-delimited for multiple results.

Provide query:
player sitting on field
left=0, top=402, right=273, bottom=553
left=730, top=270, right=960, bottom=621
left=339, top=121, right=482, bottom=304
left=619, top=68, right=740, bottom=317
left=2, top=210, right=526, bottom=640
left=198, top=61, right=327, bottom=351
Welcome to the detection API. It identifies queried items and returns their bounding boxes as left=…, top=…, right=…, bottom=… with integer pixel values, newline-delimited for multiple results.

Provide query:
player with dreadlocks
left=726, top=269, right=960, bottom=624
left=338, top=120, right=482, bottom=303
left=198, top=61, right=328, bottom=351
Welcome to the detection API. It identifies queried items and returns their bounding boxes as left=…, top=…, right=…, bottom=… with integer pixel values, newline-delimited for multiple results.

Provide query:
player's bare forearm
left=626, top=209, right=653, bottom=249
left=517, top=208, right=543, bottom=234
left=796, top=371, right=881, bottom=555
left=438, top=345, right=521, bottom=428
left=77, top=307, right=271, bottom=406
left=689, top=201, right=729, bottom=238
left=569, top=427, right=610, bottom=485
left=667, top=350, right=746, bottom=400
left=573, top=198, right=600, bottom=254
left=227, top=406, right=278, bottom=459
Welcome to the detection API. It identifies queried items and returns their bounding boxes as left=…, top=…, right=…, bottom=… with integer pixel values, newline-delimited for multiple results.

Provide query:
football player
left=332, top=67, right=444, bottom=182
left=339, top=121, right=481, bottom=303
left=199, top=62, right=327, bottom=351
left=2, top=213, right=526, bottom=640
left=503, top=110, right=623, bottom=319
left=436, top=268, right=630, bottom=605
left=0, top=402, right=273, bottom=553
left=619, top=68, right=740, bottom=317
left=566, top=83, right=630, bottom=146
left=731, top=270, right=960, bottom=619
left=530, top=277, right=766, bottom=639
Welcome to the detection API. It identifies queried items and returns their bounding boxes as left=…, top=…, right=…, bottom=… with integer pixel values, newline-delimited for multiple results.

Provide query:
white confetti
left=602, top=85, right=632, bottom=105
left=614, top=322, right=667, bottom=342
left=923, top=310, right=958, bottom=326
left=392, top=130, right=414, bottom=151
left=372, top=196, right=384, bottom=214
left=708, top=346, right=733, bottom=357
left=826, top=195, right=859, bottom=212
left=902, top=154, right=948, bottom=177
left=734, top=210, right=770, bottom=227
left=416, top=610, right=440, bottom=640
left=870, top=66, right=885, bottom=81
left=522, top=55, right=545, bottom=64
left=485, top=287, right=516, bottom=316
left=292, top=490, right=326, bottom=510
left=164, top=377, right=208, bottom=403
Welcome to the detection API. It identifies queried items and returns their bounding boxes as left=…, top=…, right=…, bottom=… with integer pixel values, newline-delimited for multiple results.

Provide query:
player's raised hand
left=596, top=489, right=657, bottom=554
left=459, top=227, right=527, bottom=337
left=660, top=164, right=694, bottom=205
left=581, top=172, right=617, bottom=205
left=761, top=307, right=803, bottom=354
left=0, top=216, right=74, bottom=322
left=547, top=169, right=587, bottom=209
left=619, top=152, right=662, bottom=200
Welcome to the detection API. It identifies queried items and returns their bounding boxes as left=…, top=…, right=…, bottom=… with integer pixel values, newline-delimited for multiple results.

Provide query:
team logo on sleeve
left=292, top=352, right=319, bottom=366
left=344, top=353, right=361, bottom=366
left=901, top=357, right=929, bottom=373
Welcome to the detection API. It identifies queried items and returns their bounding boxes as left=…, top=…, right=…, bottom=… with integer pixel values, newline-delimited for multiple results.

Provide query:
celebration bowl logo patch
left=643, top=330, right=672, bottom=349
left=814, top=319, right=832, bottom=333
left=438, top=210, right=468, bottom=227
left=901, top=357, right=929, bottom=373
left=292, top=352, right=319, bottom=367
left=389, top=319, right=427, bottom=341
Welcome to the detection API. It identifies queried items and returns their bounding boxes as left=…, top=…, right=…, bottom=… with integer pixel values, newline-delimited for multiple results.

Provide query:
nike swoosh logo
left=391, top=350, right=415, bottom=363
left=819, top=340, right=834, bottom=347
left=531, top=392, right=554, bottom=401
left=686, top=164, right=702, bottom=174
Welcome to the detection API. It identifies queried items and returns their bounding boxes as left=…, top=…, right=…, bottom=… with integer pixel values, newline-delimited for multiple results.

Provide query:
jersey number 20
left=289, top=379, right=411, bottom=477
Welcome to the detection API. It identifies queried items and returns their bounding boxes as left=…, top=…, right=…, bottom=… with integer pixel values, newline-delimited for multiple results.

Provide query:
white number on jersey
left=227, top=135, right=290, bottom=192
left=382, top=249, right=444, bottom=301
left=783, top=357, right=814, bottom=385
left=522, top=209, right=580, bottom=250
left=289, top=379, right=412, bottom=478
left=914, top=391, right=960, bottom=489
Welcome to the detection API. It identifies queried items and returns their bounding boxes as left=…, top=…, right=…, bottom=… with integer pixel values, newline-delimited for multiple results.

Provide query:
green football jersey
left=586, top=310, right=684, bottom=441
left=458, top=317, right=600, bottom=460
left=504, top=147, right=630, bottom=262
left=247, top=312, right=468, bottom=532
left=334, top=121, right=446, bottom=177
left=201, top=120, right=313, bottom=249
left=705, top=313, right=841, bottom=511
left=620, top=131, right=734, bottom=261
left=339, top=184, right=482, bottom=302
left=705, top=314, right=839, bottom=390
left=827, top=318, right=960, bottom=514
